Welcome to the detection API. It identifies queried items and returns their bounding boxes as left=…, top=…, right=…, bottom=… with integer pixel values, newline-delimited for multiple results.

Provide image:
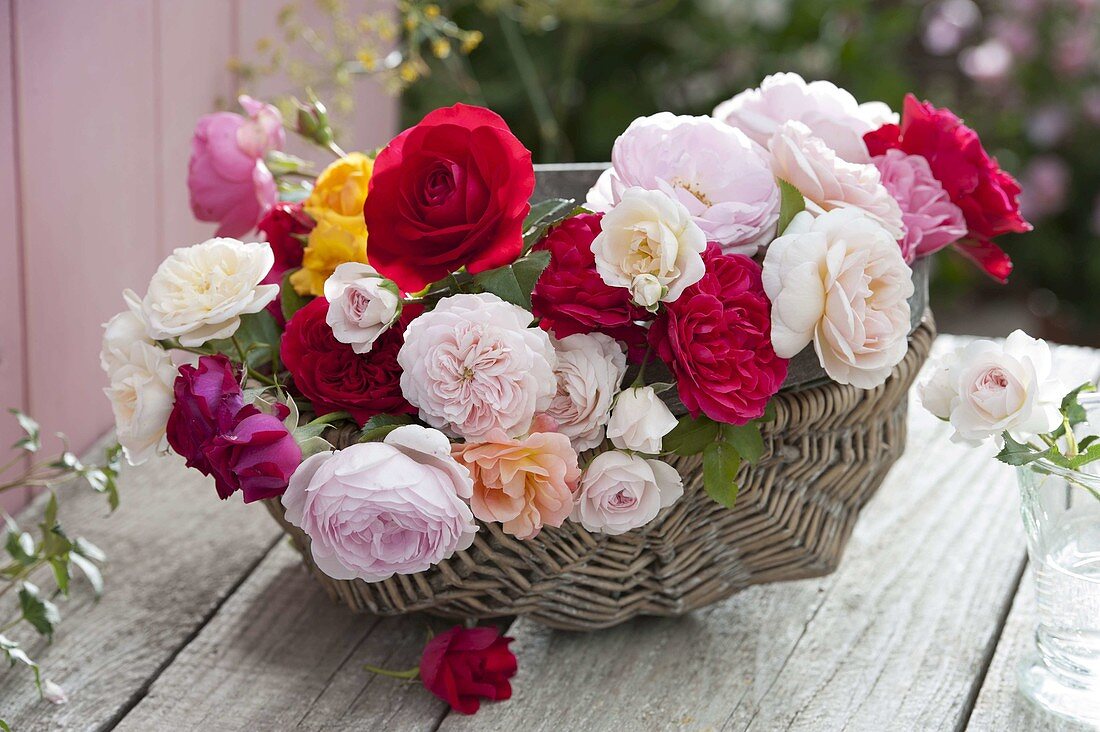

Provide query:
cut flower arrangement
left=100, top=74, right=1028, bottom=713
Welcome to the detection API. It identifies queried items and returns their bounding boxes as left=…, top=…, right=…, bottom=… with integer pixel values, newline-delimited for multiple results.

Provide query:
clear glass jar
left=1016, top=456, right=1100, bottom=724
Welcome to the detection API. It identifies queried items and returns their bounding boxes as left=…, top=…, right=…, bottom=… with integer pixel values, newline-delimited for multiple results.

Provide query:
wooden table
left=2, top=334, right=1097, bottom=731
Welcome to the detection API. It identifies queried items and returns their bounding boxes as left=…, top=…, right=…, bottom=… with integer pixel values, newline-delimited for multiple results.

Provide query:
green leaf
left=69, top=552, right=104, bottom=597
left=358, top=414, right=416, bottom=443
left=703, top=441, right=741, bottom=508
left=995, top=433, right=1046, bottom=466
left=522, top=198, right=577, bottom=251
left=72, top=537, right=106, bottom=563
left=1069, top=444, right=1100, bottom=469
left=471, top=251, right=552, bottom=309
left=5, top=530, right=36, bottom=566
left=1078, top=434, right=1100, bottom=451
left=663, top=414, right=721, bottom=456
left=280, top=268, right=312, bottom=323
left=297, top=435, right=335, bottom=459
left=18, top=582, right=60, bottom=639
left=775, top=179, right=806, bottom=236
left=208, top=311, right=282, bottom=369
left=49, top=557, right=70, bottom=597
left=759, top=400, right=777, bottom=423
left=721, top=423, right=766, bottom=465
left=0, top=633, right=41, bottom=694
left=10, top=409, right=40, bottom=453
left=2, top=717, right=12, bottom=730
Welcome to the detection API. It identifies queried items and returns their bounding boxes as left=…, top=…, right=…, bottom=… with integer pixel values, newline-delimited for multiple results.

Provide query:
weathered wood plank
left=0, top=444, right=281, bottom=730
left=966, top=573, right=1094, bottom=732
left=437, top=339, right=1100, bottom=732
left=113, top=541, right=448, bottom=732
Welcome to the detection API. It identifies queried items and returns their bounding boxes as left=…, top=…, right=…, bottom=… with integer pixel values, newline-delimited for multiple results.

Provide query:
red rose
left=419, top=626, right=517, bottom=715
left=258, top=202, right=314, bottom=324
left=649, top=245, right=787, bottom=425
left=865, top=94, right=1030, bottom=282
left=281, top=298, right=416, bottom=425
left=531, top=213, right=651, bottom=354
left=364, top=104, right=535, bottom=292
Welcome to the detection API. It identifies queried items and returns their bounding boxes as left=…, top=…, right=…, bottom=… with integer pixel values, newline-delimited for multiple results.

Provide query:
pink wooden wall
left=0, top=0, right=397, bottom=513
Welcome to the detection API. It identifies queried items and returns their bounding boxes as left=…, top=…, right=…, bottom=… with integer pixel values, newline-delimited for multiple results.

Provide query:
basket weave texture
left=263, top=318, right=936, bottom=630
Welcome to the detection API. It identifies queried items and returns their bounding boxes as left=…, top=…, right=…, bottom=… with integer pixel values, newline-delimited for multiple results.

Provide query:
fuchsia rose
left=530, top=214, right=651, bottom=355
left=865, top=94, right=1031, bottom=282
left=873, top=149, right=967, bottom=262
left=649, top=244, right=788, bottom=425
left=166, top=355, right=245, bottom=476
left=188, top=96, right=285, bottom=237
left=257, top=202, right=315, bottom=324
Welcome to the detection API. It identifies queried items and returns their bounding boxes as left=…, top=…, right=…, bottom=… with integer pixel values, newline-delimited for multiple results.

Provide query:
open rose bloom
left=106, top=76, right=1030, bottom=710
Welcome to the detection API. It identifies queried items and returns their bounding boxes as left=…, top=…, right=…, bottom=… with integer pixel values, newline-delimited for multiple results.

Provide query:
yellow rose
left=290, top=221, right=368, bottom=297
left=304, top=152, right=372, bottom=238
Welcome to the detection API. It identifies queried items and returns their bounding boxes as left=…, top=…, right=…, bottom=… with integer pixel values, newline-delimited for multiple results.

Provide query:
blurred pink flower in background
left=188, top=95, right=284, bottom=237
left=1019, top=155, right=1071, bottom=221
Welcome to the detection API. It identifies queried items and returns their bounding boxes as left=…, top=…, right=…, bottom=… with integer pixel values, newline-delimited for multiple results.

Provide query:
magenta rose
left=166, top=355, right=245, bottom=475
left=206, top=407, right=302, bottom=503
left=188, top=96, right=284, bottom=237
left=530, top=213, right=651, bottom=354
left=649, top=244, right=788, bottom=425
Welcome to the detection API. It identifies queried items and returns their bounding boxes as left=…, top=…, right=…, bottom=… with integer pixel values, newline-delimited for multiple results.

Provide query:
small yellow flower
left=304, top=152, right=373, bottom=239
left=290, top=221, right=368, bottom=297
left=431, top=38, right=452, bottom=59
left=461, top=30, right=483, bottom=54
left=424, top=4, right=441, bottom=19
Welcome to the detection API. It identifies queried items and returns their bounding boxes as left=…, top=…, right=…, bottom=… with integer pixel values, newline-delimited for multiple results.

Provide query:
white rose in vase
left=323, top=262, right=401, bottom=354
left=544, top=333, right=628, bottom=452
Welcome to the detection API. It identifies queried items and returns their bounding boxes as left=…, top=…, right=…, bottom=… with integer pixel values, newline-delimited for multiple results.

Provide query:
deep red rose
left=364, top=104, right=535, bottom=292
left=419, top=625, right=517, bottom=715
left=281, top=297, right=416, bottom=425
left=649, top=245, right=787, bottom=425
left=166, top=355, right=246, bottom=476
left=206, top=407, right=302, bottom=503
left=258, top=202, right=315, bottom=324
left=865, top=94, right=1030, bottom=282
left=531, top=213, right=651, bottom=354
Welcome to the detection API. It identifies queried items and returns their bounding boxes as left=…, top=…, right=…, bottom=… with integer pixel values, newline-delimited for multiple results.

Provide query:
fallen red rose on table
left=419, top=625, right=517, bottom=715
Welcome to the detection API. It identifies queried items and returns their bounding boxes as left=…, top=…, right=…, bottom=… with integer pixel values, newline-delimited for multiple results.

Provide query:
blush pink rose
left=873, top=149, right=967, bottom=262
left=188, top=96, right=284, bottom=237
left=281, top=425, right=478, bottom=582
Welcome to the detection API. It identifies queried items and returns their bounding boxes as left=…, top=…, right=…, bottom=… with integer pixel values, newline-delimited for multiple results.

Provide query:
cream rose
left=99, top=292, right=152, bottom=375
left=323, top=262, right=401, bottom=354
left=398, top=293, right=557, bottom=441
left=544, top=333, right=627, bottom=452
left=919, top=331, right=1065, bottom=446
left=102, top=340, right=176, bottom=465
left=137, top=238, right=279, bottom=347
left=769, top=121, right=904, bottom=240
left=571, top=451, right=684, bottom=535
left=606, top=386, right=677, bottom=454
left=762, top=209, right=913, bottom=389
left=591, top=187, right=707, bottom=306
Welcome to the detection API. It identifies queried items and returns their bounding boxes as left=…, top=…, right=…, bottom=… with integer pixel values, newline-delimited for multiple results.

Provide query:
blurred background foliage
left=237, top=0, right=1100, bottom=343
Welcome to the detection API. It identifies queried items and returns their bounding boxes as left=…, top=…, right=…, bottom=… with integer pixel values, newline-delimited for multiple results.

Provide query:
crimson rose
left=865, top=94, right=1030, bottom=283
left=419, top=625, right=517, bottom=715
left=281, top=297, right=415, bottom=425
left=649, top=245, right=787, bottom=425
left=258, top=202, right=314, bottom=324
left=364, top=104, right=535, bottom=292
left=531, top=213, right=650, bottom=354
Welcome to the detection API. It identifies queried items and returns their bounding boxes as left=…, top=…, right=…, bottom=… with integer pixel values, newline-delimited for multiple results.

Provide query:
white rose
left=919, top=331, right=1066, bottom=446
left=762, top=209, right=913, bottom=389
left=100, top=291, right=152, bottom=374
left=323, top=262, right=401, bottom=354
left=630, top=274, right=664, bottom=310
left=592, top=187, right=707, bottom=306
left=572, top=451, right=684, bottom=535
left=544, top=333, right=628, bottom=452
left=138, top=238, right=279, bottom=347
left=769, top=121, right=905, bottom=241
left=713, top=72, right=896, bottom=162
left=606, top=386, right=677, bottom=454
left=102, top=341, right=176, bottom=465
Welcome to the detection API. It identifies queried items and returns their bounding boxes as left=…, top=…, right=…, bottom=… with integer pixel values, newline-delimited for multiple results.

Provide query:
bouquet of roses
left=98, top=71, right=1027, bottom=711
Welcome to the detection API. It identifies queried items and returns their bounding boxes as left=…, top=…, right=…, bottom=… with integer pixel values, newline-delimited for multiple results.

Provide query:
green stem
left=497, top=13, right=562, bottom=160
left=1063, top=415, right=1079, bottom=457
left=631, top=345, right=655, bottom=388
left=327, top=140, right=347, bottom=159
left=0, top=617, right=21, bottom=634
left=363, top=664, right=420, bottom=680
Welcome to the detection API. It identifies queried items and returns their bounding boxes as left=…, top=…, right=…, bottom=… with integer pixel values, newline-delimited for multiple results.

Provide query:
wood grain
left=0, top=443, right=281, bottom=730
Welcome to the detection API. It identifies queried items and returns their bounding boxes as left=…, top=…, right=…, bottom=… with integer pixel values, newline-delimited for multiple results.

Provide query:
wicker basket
left=263, top=317, right=935, bottom=630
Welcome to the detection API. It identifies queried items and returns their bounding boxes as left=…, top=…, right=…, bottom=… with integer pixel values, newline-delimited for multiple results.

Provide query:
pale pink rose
left=873, top=149, right=967, bottom=262
left=762, top=209, right=913, bottom=389
left=281, top=425, right=478, bottom=582
left=188, top=95, right=283, bottom=237
left=769, top=121, right=905, bottom=241
left=454, top=429, right=581, bottom=540
left=544, top=333, right=627, bottom=452
left=323, top=262, right=401, bottom=354
left=398, top=293, right=557, bottom=441
left=587, top=113, right=780, bottom=255
left=572, top=451, right=683, bottom=535
left=713, top=72, right=896, bottom=162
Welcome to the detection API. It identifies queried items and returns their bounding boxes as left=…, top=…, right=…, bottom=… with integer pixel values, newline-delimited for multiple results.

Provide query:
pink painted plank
left=0, top=0, right=29, bottom=514
left=14, top=0, right=159, bottom=457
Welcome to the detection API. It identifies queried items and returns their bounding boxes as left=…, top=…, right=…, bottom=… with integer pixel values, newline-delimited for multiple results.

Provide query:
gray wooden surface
left=2, top=334, right=1098, bottom=731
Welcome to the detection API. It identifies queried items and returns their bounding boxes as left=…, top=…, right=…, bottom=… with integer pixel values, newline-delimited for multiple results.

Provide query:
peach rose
left=454, top=428, right=581, bottom=540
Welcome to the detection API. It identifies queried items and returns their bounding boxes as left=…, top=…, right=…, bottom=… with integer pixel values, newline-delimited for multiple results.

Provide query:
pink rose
left=281, top=425, right=478, bottom=582
left=188, top=96, right=284, bottom=237
left=873, top=149, right=967, bottom=262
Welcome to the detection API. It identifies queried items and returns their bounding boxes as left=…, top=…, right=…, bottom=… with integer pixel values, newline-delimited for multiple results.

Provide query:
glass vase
left=1016, top=457, right=1100, bottom=724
